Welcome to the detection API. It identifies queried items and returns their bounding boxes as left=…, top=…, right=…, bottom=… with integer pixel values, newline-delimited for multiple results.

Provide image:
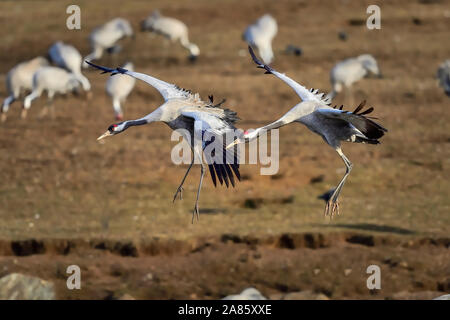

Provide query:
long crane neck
left=121, top=108, right=163, bottom=130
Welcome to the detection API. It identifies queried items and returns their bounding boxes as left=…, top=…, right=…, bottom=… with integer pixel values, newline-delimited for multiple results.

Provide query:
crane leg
left=113, top=98, right=123, bottom=121
left=1, top=95, right=15, bottom=122
left=39, top=98, right=51, bottom=118
left=324, top=147, right=353, bottom=217
left=192, top=163, right=206, bottom=224
left=22, top=89, right=41, bottom=119
left=173, top=154, right=194, bottom=202
left=43, top=93, right=55, bottom=120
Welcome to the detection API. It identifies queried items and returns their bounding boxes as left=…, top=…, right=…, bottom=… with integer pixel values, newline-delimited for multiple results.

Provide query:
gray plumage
left=230, top=47, right=387, bottom=217
left=87, top=61, right=240, bottom=223
left=437, top=60, right=450, bottom=97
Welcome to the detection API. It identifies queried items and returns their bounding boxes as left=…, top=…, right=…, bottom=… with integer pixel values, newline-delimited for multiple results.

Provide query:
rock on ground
left=222, top=288, right=267, bottom=300
left=433, top=294, right=450, bottom=300
left=0, top=273, right=55, bottom=300
left=270, top=290, right=329, bottom=300
left=118, top=293, right=135, bottom=300
left=389, top=291, right=447, bottom=300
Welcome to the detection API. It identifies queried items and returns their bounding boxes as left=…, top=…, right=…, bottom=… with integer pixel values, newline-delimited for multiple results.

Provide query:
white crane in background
left=243, top=14, right=278, bottom=64
left=22, top=66, right=80, bottom=118
left=48, top=41, right=91, bottom=93
left=82, top=18, right=134, bottom=68
left=1, top=57, right=49, bottom=122
left=106, top=62, right=136, bottom=120
left=327, top=54, right=382, bottom=105
left=141, top=10, right=200, bottom=61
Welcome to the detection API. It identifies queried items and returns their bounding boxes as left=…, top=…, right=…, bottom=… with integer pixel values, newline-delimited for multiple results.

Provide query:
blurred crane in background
left=327, top=54, right=382, bottom=105
left=22, top=66, right=80, bottom=119
left=1, top=57, right=49, bottom=122
left=243, top=14, right=278, bottom=64
left=106, top=62, right=136, bottom=120
left=82, top=18, right=134, bottom=68
left=48, top=41, right=91, bottom=95
left=141, top=10, right=200, bottom=61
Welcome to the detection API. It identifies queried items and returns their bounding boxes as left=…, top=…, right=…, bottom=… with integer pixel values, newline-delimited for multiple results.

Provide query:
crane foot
left=172, top=186, right=183, bottom=203
left=324, top=199, right=340, bottom=218
left=191, top=204, right=200, bottom=224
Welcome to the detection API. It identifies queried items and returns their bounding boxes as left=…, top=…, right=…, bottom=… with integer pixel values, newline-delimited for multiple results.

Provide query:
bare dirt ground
left=0, top=0, right=448, bottom=299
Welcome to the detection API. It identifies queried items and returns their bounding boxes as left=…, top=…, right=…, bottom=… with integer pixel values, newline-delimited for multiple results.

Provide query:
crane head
left=97, top=123, right=125, bottom=141
left=226, top=129, right=258, bottom=149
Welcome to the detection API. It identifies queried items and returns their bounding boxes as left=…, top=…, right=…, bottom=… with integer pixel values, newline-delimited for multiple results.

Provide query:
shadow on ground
left=315, top=223, right=415, bottom=235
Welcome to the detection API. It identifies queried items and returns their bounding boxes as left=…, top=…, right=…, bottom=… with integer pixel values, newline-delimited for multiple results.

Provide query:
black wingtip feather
left=337, top=100, right=388, bottom=140
left=353, top=100, right=366, bottom=114
left=208, top=165, right=217, bottom=187
left=213, top=163, right=224, bottom=185
left=224, top=165, right=235, bottom=187
left=218, top=165, right=229, bottom=188
left=230, top=164, right=241, bottom=181
left=249, top=46, right=273, bottom=74
left=85, top=60, right=128, bottom=76
left=359, top=107, right=374, bottom=116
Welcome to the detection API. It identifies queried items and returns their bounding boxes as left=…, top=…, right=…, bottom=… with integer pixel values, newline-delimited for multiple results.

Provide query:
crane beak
left=97, top=131, right=113, bottom=141
left=226, top=138, right=241, bottom=150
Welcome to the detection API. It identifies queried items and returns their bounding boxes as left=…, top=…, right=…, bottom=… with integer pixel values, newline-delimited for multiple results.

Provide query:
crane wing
left=248, top=46, right=330, bottom=104
left=85, top=61, right=190, bottom=101
left=180, top=109, right=241, bottom=188
left=315, top=101, right=387, bottom=141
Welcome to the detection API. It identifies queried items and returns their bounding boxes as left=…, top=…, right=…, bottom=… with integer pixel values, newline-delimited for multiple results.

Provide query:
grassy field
left=0, top=0, right=448, bottom=299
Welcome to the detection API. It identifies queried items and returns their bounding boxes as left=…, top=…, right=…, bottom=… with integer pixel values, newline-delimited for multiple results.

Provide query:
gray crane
left=228, top=47, right=387, bottom=217
left=87, top=61, right=240, bottom=222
